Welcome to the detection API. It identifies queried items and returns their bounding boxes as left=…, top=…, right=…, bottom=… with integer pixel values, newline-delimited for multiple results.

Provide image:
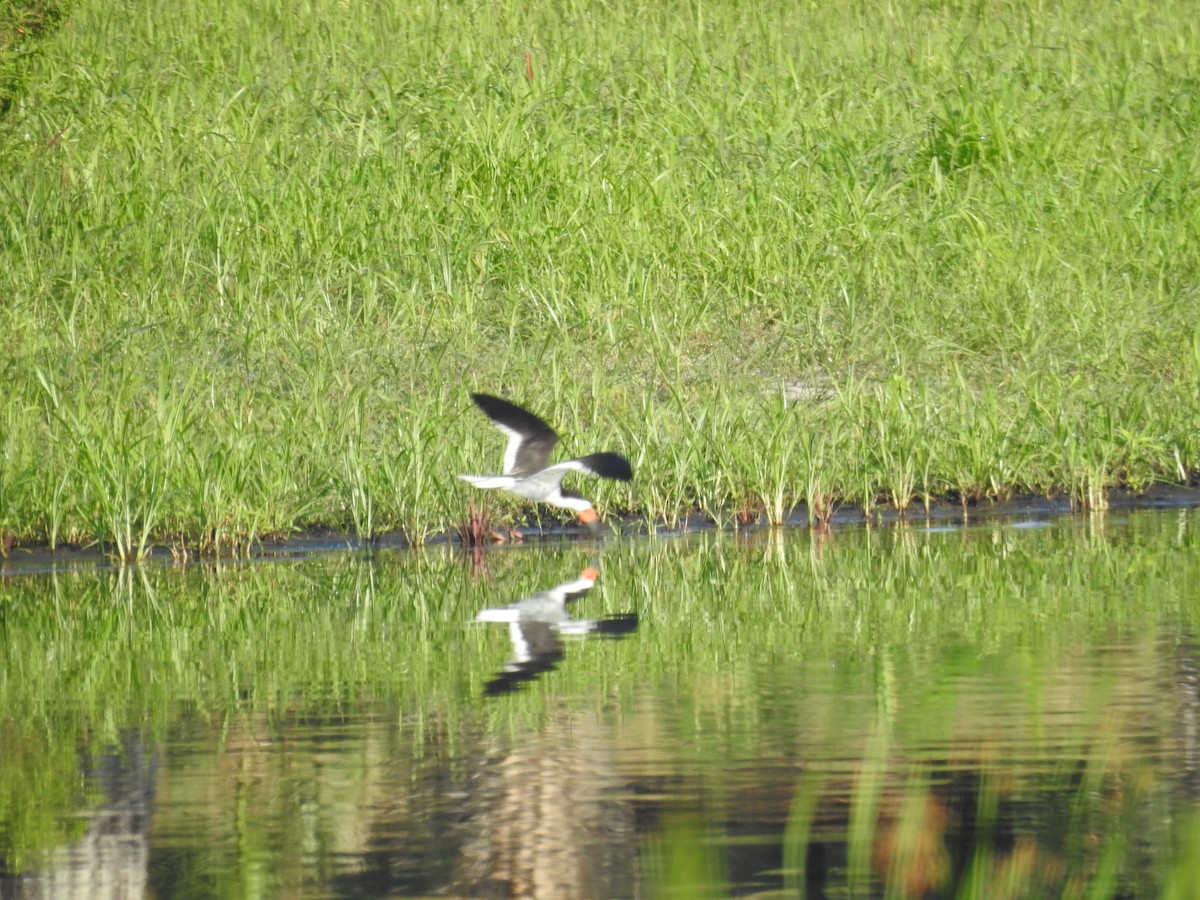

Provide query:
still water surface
left=2, top=509, right=1200, bottom=898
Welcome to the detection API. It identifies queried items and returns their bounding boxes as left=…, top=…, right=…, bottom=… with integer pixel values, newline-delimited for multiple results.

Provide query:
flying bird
left=459, top=393, right=632, bottom=532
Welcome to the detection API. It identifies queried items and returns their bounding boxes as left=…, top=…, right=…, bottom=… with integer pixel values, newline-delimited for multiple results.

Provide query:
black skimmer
left=459, top=393, right=633, bottom=532
left=474, top=565, right=638, bottom=695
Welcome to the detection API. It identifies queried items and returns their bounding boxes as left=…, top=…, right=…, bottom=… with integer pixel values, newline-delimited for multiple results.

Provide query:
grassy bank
left=2, top=0, right=1199, bottom=558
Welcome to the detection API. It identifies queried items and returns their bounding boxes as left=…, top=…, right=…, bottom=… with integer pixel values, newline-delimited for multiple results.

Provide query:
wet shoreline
left=4, top=483, right=1200, bottom=577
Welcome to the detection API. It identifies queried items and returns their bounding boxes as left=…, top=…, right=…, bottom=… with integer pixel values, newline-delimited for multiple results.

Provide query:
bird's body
left=459, top=393, right=632, bottom=530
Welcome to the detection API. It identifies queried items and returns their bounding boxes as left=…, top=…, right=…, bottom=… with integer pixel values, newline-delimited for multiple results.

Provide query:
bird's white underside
left=458, top=460, right=599, bottom=512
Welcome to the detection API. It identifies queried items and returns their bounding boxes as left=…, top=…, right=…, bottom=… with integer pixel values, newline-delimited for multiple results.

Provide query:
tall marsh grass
left=2, top=0, right=1199, bottom=553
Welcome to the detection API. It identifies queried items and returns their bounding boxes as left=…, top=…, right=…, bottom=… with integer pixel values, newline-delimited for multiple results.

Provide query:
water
left=3, top=509, right=1200, bottom=898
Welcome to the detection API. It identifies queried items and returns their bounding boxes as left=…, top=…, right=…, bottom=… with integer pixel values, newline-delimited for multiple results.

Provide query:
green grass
left=2, top=0, right=1199, bottom=557
left=0, top=0, right=71, bottom=114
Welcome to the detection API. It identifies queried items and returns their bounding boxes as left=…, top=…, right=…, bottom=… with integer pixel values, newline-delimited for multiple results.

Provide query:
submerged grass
left=2, top=0, right=1200, bottom=554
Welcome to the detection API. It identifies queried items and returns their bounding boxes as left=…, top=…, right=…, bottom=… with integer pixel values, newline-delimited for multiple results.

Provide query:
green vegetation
left=2, top=0, right=1199, bottom=557
left=0, top=0, right=72, bottom=114
left=3, top=512, right=1200, bottom=894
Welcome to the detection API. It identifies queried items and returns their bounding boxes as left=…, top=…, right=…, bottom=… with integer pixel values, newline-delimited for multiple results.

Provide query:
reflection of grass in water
left=1, top=1, right=1200, bottom=551
left=0, top=544, right=625, bottom=868
left=0, top=728, right=95, bottom=874
left=619, top=517, right=1200, bottom=897
left=2, top=516, right=1200, bottom=889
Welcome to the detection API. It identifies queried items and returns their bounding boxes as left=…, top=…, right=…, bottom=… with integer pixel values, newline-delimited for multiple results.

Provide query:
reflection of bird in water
left=475, top=565, right=638, bottom=695
left=459, top=393, right=633, bottom=533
